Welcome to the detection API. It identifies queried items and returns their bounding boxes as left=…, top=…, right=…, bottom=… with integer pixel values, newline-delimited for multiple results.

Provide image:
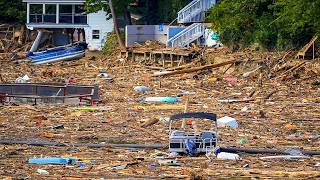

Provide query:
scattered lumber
left=274, top=61, right=307, bottom=80
left=165, top=59, right=200, bottom=71
left=152, top=59, right=241, bottom=77
left=264, top=90, right=279, bottom=99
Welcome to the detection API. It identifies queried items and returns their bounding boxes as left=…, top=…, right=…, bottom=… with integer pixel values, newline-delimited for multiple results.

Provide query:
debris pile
left=0, top=44, right=319, bottom=178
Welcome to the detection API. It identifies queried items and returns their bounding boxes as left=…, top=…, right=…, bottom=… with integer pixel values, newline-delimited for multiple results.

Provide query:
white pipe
left=27, top=3, right=30, bottom=23
left=30, top=30, right=44, bottom=52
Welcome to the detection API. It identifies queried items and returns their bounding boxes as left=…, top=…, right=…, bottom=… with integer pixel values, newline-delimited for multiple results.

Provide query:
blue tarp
left=28, top=157, right=77, bottom=165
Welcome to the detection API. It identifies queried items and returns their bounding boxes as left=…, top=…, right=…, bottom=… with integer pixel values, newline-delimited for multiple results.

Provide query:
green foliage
left=157, top=0, right=190, bottom=23
left=0, top=0, right=26, bottom=23
left=102, top=32, right=117, bottom=55
left=85, top=0, right=189, bottom=24
left=207, top=0, right=320, bottom=50
left=84, top=0, right=133, bottom=16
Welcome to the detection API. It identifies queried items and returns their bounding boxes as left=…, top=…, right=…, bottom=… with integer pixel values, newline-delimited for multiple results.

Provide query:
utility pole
left=108, top=0, right=125, bottom=49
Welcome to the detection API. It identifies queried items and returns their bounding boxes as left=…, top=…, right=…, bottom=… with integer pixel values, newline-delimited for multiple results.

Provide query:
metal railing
left=177, top=0, right=216, bottom=23
left=167, top=23, right=204, bottom=48
left=0, top=83, right=99, bottom=105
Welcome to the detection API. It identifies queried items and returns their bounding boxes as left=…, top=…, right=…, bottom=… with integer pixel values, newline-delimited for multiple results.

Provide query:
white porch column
left=27, top=3, right=30, bottom=23
left=72, top=5, right=75, bottom=24
left=56, top=4, right=59, bottom=24
left=43, top=4, right=46, bottom=14
left=30, top=30, right=44, bottom=52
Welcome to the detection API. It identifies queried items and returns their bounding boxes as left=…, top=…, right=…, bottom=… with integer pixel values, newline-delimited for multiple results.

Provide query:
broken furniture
left=0, top=83, right=99, bottom=105
left=169, top=112, right=218, bottom=155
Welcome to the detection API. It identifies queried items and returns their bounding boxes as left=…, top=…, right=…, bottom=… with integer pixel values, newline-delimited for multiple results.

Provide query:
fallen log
left=220, top=147, right=320, bottom=156
left=275, top=61, right=307, bottom=80
left=1, top=140, right=320, bottom=155
left=152, top=60, right=241, bottom=77
left=0, top=140, right=166, bottom=149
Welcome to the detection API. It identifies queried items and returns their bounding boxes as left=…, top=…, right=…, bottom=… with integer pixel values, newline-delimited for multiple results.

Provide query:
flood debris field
left=0, top=47, right=320, bottom=179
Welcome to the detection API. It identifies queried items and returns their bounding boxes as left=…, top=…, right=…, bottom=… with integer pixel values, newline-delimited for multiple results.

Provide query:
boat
left=27, top=42, right=87, bottom=65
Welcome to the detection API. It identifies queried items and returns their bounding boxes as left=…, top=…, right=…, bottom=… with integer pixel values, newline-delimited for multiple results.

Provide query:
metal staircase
left=167, top=0, right=216, bottom=48
left=167, top=23, right=204, bottom=48
left=178, top=0, right=216, bottom=23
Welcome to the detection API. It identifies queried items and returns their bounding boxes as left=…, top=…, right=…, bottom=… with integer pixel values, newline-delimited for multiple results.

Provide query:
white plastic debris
left=159, top=117, right=170, bottom=125
left=217, top=116, right=238, bottom=129
left=15, top=75, right=30, bottom=83
left=158, top=159, right=180, bottom=166
left=133, top=86, right=149, bottom=93
left=153, top=71, right=170, bottom=76
left=217, top=152, right=240, bottom=160
left=241, top=106, right=249, bottom=112
left=242, top=66, right=261, bottom=78
left=37, top=168, right=49, bottom=175
left=97, top=72, right=112, bottom=80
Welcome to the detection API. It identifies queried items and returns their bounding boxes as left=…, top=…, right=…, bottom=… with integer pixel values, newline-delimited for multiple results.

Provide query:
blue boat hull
left=27, top=42, right=87, bottom=65
left=33, top=51, right=85, bottom=65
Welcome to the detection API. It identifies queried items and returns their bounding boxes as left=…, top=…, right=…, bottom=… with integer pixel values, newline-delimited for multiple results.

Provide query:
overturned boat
left=27, top=42, right=87, bottom=65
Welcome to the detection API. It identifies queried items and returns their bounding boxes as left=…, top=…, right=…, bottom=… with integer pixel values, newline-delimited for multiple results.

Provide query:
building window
left=92, top=30, right=100, bottom=39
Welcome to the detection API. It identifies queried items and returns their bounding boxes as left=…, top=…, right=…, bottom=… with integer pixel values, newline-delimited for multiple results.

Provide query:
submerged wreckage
left=0, top=83, right=99, bottom=105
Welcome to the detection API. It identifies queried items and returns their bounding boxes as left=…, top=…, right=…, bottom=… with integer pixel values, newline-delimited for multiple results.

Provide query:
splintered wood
left=0, top=47, right=319, bottom=178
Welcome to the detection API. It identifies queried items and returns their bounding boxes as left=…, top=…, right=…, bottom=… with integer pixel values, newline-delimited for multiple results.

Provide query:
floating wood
left=152, top=60, right=240, bottom=77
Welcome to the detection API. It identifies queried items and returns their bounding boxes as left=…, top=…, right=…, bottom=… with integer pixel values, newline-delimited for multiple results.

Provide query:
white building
left=23, top=0, right=113, bottom=51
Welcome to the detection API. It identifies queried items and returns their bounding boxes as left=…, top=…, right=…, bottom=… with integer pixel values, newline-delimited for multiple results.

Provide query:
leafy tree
left=84, top=0, right=133, bottom=19
left=271, top=0, right=320, bottom=48
left=0, top=0, right=26, bottom=23
left=207, top=0, right=320, bottom=50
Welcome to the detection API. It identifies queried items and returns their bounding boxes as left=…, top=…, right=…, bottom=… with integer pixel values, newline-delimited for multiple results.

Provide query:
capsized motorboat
left=27, top=42, right=87, bottom=65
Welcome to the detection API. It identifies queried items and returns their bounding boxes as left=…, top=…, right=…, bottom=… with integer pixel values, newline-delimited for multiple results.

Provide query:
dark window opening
left=92, top=30, right=100, bottom=39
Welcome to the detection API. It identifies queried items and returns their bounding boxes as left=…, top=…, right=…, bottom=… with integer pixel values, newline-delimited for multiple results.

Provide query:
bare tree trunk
left=108, top=0, right=125, bottom=49
left=124, top=6, right=132, bottom=25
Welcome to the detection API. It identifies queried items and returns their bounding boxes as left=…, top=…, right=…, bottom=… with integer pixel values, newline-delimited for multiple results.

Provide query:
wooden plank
left=296, top=35, right=318, bottom=59
left=152, top=60, right=241, bottom=77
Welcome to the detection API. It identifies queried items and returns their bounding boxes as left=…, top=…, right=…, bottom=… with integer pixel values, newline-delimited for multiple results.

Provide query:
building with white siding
left=23, top=0, right=113, bottom=51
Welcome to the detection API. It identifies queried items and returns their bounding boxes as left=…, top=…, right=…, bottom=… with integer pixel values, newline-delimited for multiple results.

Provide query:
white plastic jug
left=217, top=152, right=240, bottom=160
